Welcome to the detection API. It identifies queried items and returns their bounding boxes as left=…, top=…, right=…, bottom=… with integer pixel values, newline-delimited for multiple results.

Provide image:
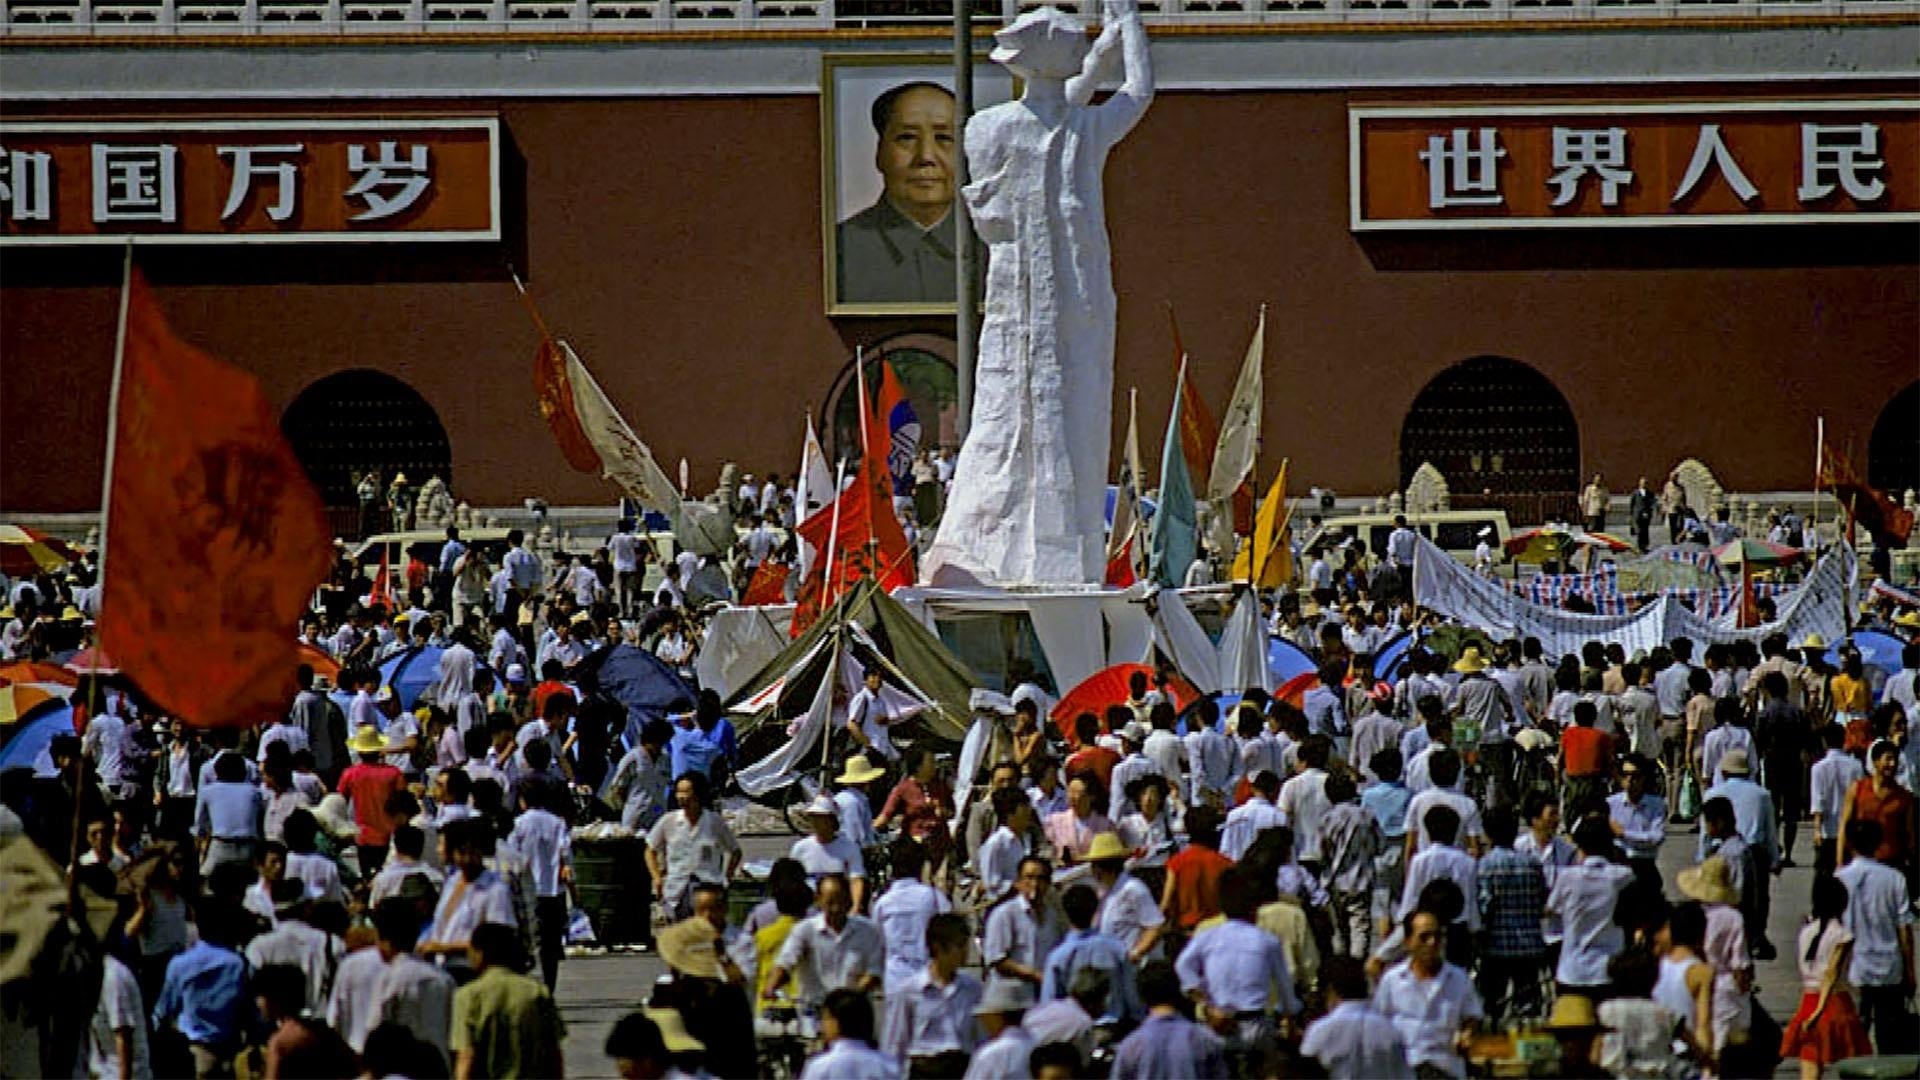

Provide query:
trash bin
left=573, top=836, right=651, bottom=946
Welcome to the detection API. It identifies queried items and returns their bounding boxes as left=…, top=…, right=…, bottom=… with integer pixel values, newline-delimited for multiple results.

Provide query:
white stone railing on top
left=2, top=0, right=1913, bottom=36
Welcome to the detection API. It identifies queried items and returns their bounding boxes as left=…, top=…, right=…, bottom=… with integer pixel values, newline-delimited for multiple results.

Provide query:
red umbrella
left=63, top=647, right=119, bottom=676
left=1273, top=671, right=1318, bottom=708
left=296, top=643, right=341, bottom=682
left=1050, top=663, right=1201, bottom=733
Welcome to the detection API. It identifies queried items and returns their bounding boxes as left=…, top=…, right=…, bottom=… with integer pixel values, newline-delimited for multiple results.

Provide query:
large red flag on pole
left=99, top=266, right=333, bottom=729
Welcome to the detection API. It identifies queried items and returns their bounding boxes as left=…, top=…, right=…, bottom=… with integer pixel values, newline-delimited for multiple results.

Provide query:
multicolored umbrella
left=1503, top=525, right=1634, bottom=564
left=0, top=682, right=61, bottom=726
left=0, top=525, right=78, bottom=578
left=1712, top=537, right=1803, bottom=569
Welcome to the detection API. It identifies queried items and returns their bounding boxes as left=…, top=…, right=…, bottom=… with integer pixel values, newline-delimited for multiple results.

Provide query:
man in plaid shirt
left=1475, top=805, right=1549, bottom=1022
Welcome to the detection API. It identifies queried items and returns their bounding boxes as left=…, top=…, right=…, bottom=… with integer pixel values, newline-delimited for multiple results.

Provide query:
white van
left=1300, top=510, right=1512, bottom=566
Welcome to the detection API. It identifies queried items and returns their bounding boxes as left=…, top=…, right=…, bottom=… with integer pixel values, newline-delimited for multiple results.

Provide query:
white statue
left=922, top=0, right=1153, bottom=587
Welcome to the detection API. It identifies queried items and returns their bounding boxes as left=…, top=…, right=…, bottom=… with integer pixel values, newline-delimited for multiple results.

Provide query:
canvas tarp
left=1413, top=534, right=1855, bottom=656
left=733, top=625, right=937, bottom=796
left=696, top=604, right=794, bottom=700
left=725, top=582, right=974, bottom=743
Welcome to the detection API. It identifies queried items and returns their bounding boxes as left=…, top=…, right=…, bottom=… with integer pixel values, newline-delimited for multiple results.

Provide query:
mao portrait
left=823, top=57, right=1010, bottom=314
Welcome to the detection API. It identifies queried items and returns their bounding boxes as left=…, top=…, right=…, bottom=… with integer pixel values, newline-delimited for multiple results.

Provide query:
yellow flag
left=1232, top=459, right=1293, bottom=586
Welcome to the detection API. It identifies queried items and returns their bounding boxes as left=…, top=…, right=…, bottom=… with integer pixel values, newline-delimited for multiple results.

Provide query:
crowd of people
left=4, top=500, right=1920, bottom=1080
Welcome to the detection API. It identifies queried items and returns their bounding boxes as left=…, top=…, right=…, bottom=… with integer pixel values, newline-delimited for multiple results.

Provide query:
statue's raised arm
left=923, top=4, right=1154, bottom=587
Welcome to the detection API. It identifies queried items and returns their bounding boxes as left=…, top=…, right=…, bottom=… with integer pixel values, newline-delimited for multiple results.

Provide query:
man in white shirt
left=982, top=857, right=1064, bottom=993
left=1809, top=724, right=1866, bottom=876
left=871, top=842, right=952, bottom=996
left=1277, top=739, right=1334, bottom=866
left=1835, top=818, right=1917, bottom=1052
left=1386, top=515, right=1419, bottom=568
left=975, top=788, right=1035, bottom=904
left=1373, top=909, right=1483, bottom=1078
left=1399, top=806, right=1480, bottom=936
left=509, top=781, right=574, bottom=991
left=1175, top=866, right=1302, bottom=1058
left=767, top=874, right=884, bottom=1007
left=1183, top=700, right=1237, bottom=809
left=1404, top=750, right=1484, bottom=858
left=369, top=899, right=456, bottom=1063
left=962, top=981, right=1037, bottom=1080
left=799, top=988, right=900, bottom=1080
left=246, top=882, right=346, bottom=1019
left=85, top=951, right=152, bottom=1080
left=1545, top=816, right=1634, bottom=997
left=791, top=796, right=868, bottom=910
left=1302, top=955, right=1410, bottom=1080
left=846, top=667, right=899, bottom=763
left=1220, top=770, right=1286, bottom=862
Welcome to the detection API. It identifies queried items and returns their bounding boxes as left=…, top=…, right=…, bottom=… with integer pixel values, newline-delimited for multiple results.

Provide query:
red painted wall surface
left=3, top=85, right=1914, bottom=513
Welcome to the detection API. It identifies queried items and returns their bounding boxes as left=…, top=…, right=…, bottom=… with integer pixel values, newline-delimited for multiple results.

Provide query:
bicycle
left=756, top=998, right=813, bottom=1080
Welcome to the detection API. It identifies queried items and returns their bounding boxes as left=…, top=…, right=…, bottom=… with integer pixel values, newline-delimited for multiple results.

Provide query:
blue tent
left=1827, top=631, right=1906, bottom=677
left=1267, top=637, right=1317, bottom=686
left=0, top=700, right=78, bottom=774
left=578, top=643, right=696, bottom=745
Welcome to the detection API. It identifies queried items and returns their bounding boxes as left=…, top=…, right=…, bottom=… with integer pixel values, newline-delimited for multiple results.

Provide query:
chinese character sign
left=1351, top=101, right=1918, bottom=230
left=0, top=118, right=498, bottom=245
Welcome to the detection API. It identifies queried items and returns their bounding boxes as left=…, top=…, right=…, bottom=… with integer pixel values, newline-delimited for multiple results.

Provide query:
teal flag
left=1150, top=362, right=1199, bottom=587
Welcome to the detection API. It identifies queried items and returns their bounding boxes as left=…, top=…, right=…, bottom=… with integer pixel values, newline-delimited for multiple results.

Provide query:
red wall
left=3, top=86, right=1915, bottom=513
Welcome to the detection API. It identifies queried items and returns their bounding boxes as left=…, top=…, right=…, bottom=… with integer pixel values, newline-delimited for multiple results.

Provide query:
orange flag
left=1167, top=306, right=1250, bottom=532
left=100, top=270, right=333, bottom=729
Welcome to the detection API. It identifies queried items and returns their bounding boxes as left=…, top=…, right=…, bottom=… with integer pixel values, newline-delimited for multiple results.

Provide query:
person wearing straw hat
left=834, top=753, right=887, bottom=850
left=792, top=794, right=869, bottom=911
left=635, top=1007, right=704, bottom=1071
left=1084, top=829, right=1166, bottom=963
left=962, top=980, right=1036, bottom=1080
left=1542, top=993, right=1607, bottom=1079
left=1675, top=854, right=1754, bottom=1053
left=337, top=722, right=406, bottom=874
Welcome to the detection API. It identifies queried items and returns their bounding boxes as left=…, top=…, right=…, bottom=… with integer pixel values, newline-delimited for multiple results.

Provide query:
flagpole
left=1814, top=415, right=1825, bottom=547
left=77, top=242, right=135, bottom=868
left=507, top=265, right=555, bottom=343
left=822, top=458, right=848, bottom=611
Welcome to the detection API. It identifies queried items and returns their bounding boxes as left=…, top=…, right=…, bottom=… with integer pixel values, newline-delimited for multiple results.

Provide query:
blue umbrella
left=578, top=643, right=696, bottom=746
left=379, top=646, right=445, bottom=711
left=0, top=700, right=77, bottom=774
left=1827, top=631, right=1905, bottom=677
left=1373, top=631, right=1416, bottom=682
left=1267, top=637, right=1317, bottom=686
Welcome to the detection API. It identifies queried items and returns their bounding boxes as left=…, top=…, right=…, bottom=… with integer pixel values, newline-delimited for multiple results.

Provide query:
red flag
left=742, top=561, right=791, bottom=607
left=1105, top=535, right=1138, bottom=587
left=100, top=271, right=333, bottom=729
left=1736, top=559, right=1761, bottom=629
left=1166, top=307, right=1219, bottom=483
left=1820, top=443, right=1913, bottom=545
left=1167, top=306, right=1251, bottom=532
left=533, top=337, right=601, bottom=473
left=367, top=546, right=396, bottom=612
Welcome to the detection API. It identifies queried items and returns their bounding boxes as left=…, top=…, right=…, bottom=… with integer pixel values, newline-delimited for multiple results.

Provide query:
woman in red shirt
left=875, top=747, right=953, bottom=880
left=1839, top=739, right=1917, bottom=874
left=1159, top=805, right=1232, bottom=944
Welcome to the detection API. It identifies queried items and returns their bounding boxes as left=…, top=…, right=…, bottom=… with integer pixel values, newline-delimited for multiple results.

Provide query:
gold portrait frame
left=820, top=53, right=1013, bottom=318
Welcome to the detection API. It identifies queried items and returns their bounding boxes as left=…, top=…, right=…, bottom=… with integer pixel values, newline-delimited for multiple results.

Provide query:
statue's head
left=991, top=6, right=1090, bottom=81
